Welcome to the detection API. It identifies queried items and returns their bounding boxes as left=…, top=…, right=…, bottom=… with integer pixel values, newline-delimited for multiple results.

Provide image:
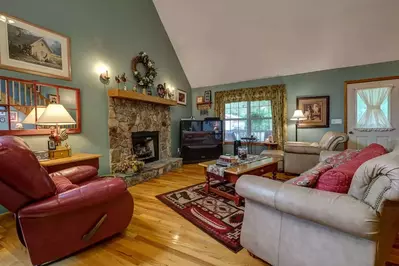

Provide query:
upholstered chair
left=0, top=136, right=134, bottom=266
left=236, top=150, right=399, bottom=266
left=284, top=131, right=348, bottom=174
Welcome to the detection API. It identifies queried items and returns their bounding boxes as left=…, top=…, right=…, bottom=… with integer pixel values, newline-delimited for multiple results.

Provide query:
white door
left=346, top=78, right=399, bottom=150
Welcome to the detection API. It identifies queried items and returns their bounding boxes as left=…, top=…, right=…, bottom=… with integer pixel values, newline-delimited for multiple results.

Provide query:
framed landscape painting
left=297, top=96, right=330, bottom=128
left=0, top=13, right=71, bottom=80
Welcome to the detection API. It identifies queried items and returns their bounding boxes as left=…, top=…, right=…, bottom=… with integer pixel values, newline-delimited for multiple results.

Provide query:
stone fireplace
left=131, top=131, right=159, bottom=163
left=108, top=97, right=172, bottom=172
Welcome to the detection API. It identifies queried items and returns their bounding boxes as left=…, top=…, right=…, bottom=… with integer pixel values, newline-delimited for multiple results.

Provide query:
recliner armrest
left=284, top=143, right=321, bottom=155
left=49, top=165, right=98, bottom=184
left=18, top=178, right=127, bottom=218
left=236, top=175, right=379, bottom=240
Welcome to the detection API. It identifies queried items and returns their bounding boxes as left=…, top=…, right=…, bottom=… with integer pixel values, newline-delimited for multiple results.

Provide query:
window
left=355, top=87, right=392, bottom=130
left=224, top=100, right=272, bottom=142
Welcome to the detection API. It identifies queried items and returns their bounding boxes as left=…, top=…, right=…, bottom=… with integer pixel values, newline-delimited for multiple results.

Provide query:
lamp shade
left=22, top=107, right=46, bottom=124
left=36, top=104, right=76, bottom=125
left=290, top=110, right=306, bottom=121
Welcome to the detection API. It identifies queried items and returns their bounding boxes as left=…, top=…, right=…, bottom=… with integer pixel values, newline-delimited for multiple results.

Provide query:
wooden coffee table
left=199, top=157, right=280, bottom=206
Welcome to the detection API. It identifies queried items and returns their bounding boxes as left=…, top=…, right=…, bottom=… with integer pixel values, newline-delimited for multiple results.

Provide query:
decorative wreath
left=131, top=51, right=157, bottom=88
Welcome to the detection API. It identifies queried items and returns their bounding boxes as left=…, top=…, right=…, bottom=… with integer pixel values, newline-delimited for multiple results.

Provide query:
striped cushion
left=51, top=175, right=79, bottom=193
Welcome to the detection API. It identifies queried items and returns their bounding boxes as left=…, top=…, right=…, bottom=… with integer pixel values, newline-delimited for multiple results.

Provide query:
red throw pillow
left=51, top=175, right=79, bottom=193
left=293, top=163, right=333, bottom=187
left=316, top=143, right=387, bottom=193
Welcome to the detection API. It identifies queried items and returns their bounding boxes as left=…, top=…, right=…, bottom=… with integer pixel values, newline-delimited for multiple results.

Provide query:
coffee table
left=198, top=157, right=280, bottom=206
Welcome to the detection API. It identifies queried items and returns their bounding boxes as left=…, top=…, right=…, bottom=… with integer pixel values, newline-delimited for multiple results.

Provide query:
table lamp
left=36, top=104, right=76, bottom=147
left=290, top=110, right=306, bottom=141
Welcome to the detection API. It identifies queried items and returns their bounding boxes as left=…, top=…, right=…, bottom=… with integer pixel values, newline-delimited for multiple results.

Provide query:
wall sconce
left=99, top=70, right=110, bottom=85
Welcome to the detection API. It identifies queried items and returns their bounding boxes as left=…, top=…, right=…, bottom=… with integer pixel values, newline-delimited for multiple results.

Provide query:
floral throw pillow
left=293, top=163, right=333, bottom=187
left=324, top=149, right=359, bottom=167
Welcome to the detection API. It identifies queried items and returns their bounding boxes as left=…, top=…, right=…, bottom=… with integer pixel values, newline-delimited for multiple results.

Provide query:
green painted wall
left=192, top=61, right=399, bottom=145
left=0, top=0, right=191, bottom=176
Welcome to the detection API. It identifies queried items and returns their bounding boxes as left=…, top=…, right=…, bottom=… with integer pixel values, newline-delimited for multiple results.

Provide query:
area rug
left=156, top=182, right=244, bottom=252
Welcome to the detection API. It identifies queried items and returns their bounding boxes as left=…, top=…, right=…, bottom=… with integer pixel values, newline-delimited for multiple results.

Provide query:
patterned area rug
left=156, top=182, right=244, bottom=252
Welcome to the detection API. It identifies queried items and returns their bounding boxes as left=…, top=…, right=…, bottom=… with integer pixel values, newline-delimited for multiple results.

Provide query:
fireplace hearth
left=132, top=131, right=159, bottom=163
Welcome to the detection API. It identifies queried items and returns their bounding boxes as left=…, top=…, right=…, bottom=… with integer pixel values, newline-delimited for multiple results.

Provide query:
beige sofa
left=284, top=131, right=348, bottom=174
left=236, top=150, right=399, bottom=266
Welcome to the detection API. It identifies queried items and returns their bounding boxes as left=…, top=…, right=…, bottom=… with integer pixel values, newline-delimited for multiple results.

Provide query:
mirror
left=0, top=76, right=81, bottom=136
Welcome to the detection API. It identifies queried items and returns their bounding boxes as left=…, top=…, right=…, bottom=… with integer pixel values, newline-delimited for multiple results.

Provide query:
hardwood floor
left=0, top=164, right=269, bottom=266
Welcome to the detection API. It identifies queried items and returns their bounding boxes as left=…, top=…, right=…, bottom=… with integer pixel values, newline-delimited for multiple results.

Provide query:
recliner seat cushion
left=51, top=175, right=79, bottom=193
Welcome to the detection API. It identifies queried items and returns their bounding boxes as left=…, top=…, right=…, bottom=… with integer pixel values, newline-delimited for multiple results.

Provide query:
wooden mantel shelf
left=108, top=89, right=177, bottom=106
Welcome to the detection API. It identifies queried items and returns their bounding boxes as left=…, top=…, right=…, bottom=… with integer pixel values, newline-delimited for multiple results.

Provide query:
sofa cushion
left=51, top=175, right=79, bottom=193
left=292, top=163, right=333, bottom=187
left=316, top=143, right=387, bottom=193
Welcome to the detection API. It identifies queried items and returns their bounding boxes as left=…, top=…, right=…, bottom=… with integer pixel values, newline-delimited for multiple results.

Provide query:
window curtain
left=355, top=87, right=394, bottom=131
left=214, top=84, right=287, bottom=149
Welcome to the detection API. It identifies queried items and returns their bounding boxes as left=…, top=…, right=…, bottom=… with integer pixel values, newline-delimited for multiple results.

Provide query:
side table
left=40, top=153, right=102, bottom=174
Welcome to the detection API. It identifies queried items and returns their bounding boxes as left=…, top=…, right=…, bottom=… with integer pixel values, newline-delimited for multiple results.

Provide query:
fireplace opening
left=131, top=131, right=159, bottom=163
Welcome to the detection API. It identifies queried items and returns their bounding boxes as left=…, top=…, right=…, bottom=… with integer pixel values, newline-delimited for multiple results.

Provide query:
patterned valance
left=214, top=84, right=287, bottom=149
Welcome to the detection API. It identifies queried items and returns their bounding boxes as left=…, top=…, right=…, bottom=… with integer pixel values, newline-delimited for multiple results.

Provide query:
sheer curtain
left=355, top=86, right=393, bottom=131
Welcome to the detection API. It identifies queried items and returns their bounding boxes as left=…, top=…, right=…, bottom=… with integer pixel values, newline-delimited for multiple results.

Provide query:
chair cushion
left=292, top=163, right=333, bottom=187
left=316, top=143, right=387, bottom=193
left=51, top=175, right=79, bottom=193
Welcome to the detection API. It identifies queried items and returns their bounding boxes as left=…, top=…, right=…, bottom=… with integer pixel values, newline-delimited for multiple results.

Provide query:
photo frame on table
left=0, top=13, right=71, bottom=80
left=177, top=89, right=187, bottom=105
left=10, top=111, right=18, bottom=122
left=297, top=96, right=330, bottom=128
left=48, top=140, right=56, bottom=150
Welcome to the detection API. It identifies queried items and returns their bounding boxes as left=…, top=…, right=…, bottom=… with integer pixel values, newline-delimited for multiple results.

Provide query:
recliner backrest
left=0, top=136, right=56, bottom=212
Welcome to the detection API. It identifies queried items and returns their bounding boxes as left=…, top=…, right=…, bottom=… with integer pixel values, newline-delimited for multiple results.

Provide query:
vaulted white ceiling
left=153, top=0, right=399, bottom=88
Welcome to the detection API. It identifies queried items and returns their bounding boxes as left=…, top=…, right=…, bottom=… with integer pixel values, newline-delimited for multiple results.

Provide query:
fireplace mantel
left=108, top=89, right=177, bottom=106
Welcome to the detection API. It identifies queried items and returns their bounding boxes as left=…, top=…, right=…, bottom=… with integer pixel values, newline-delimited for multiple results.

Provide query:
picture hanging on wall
left=10, top=111, right=18, bottom=122
left=48, top=94, right=57, bottom=103
left=297, top=96, right=330, bottom=128
left=204, top=90, right=212, bottom=103
left=0, top=13, right=71, bottom=80
left=177, top=89, right=187, bottom=105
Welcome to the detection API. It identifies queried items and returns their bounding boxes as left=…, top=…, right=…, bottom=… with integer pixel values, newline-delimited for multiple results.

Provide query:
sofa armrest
left=319, top=150, right=341, bottom=162
left=49, top=165, right=98, bottom=184
left=236, top=175, right=379, bottom=240
left=18, top=178, right=127, bottom=218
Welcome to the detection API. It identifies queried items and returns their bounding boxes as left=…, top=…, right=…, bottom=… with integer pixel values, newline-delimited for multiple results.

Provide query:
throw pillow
left=51, top=175, right=79, bottom=193
left=316, top=143, right=387, bottom=193
left=293, top=163, right=333, bottom=187
left=324, top=149, right=359, bottom=167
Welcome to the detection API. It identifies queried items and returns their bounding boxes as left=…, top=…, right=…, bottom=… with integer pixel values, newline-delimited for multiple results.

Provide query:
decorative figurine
left=132, top=84, right=137, bottom=92
left=120, top=73, right=127, bottom=91
left=157, top=84, right=166, bottom=98
left=115, top=75, right=121, bottom=89
left=142, top=88, right=147, bottom=95
left=147, top=86, right=153, bottom=96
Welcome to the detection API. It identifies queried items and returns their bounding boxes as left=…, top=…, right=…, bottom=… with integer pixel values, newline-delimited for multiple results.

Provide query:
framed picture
left=177, top=90, right=187, bottom=105
left=297, top=96, right=330, bottom=128
left=10, top=111, right=18, bottom=122
left=196, top=96, right=204, bottom=104
left=0, top=13, right=71, bottom=80
left=204, top=90, right=212, bottom=103
left=48, top=94, right=58, bottom=103
left=48, top=140, right=56, bottom=150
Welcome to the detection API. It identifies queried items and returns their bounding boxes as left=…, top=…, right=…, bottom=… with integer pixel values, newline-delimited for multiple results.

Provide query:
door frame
left=344, top=75, right=399, bottom=149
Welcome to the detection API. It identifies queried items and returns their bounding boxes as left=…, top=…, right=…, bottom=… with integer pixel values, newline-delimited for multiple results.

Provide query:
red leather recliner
left=0, top=136, right=134, bottom=265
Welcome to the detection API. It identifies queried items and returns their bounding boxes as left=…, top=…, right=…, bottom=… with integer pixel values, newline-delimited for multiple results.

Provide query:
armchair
left=0, top=136, right=133, bottom=266
left=236, top=151, right=399, bottom=266
left=284, top=131, right=348, bottom=174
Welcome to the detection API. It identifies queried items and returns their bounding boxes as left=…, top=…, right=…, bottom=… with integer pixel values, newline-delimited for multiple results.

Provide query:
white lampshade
left=36, top=104, right=76, bottom=125
left=22, top=107, right=46, bottom=124
left=290, top=110, right=306, bottom=121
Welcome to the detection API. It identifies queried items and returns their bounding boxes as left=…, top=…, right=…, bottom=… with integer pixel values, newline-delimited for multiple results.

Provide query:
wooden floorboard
left=0, top=164, right=269, bottom=266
